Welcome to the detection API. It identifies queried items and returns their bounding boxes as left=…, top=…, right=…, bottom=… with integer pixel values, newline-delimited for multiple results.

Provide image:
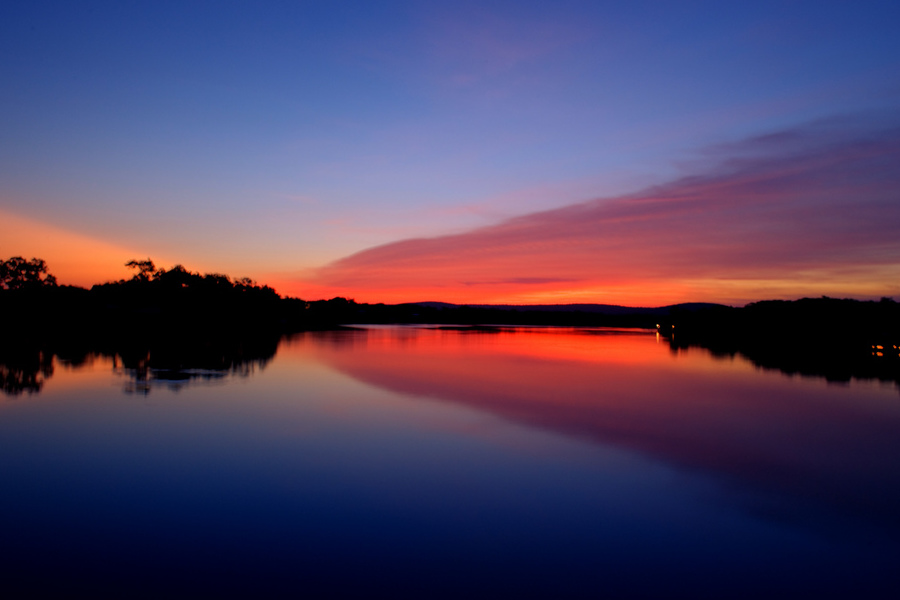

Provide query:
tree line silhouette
left=1, top=256, right=898, bottom=394
left=0, top=257, right=309, bottom=395
left=659, top=297, right=900, bottom=385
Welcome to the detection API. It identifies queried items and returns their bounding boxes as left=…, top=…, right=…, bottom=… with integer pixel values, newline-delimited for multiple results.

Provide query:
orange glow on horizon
left=277, top=269, right=900, bottom=307
left=0, top=209, right=268, bottom=292
left=0, top=209, right=148, bottom=288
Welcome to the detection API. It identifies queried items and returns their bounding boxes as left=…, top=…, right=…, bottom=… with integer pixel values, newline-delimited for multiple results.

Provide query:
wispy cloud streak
left=310, top=116, right=900, bottom=305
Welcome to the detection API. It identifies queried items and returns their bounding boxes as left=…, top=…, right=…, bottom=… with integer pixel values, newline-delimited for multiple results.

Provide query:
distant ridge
left=412, top=301, right=726, bottom=316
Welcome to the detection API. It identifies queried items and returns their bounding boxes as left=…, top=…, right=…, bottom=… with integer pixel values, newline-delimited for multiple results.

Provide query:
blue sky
left=2, top=1, right=899, bottom=302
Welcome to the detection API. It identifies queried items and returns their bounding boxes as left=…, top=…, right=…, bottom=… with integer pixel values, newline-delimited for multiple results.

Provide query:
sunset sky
left=2, top=1, right=899, bottom=305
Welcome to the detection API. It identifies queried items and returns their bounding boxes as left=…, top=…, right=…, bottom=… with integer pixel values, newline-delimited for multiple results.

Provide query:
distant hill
left=413, top=301, right=726, bottom=316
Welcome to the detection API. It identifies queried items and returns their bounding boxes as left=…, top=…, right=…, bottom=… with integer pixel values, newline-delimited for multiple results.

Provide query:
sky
left=2, top=0, right=899, bottom=305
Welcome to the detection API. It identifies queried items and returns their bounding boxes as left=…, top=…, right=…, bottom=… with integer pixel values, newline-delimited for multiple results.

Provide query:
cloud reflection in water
left=308, top=327, right=900, bottom=542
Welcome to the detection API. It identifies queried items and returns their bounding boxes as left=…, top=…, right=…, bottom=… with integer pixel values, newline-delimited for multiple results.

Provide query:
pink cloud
left=306, top=117, right=900, bottom=305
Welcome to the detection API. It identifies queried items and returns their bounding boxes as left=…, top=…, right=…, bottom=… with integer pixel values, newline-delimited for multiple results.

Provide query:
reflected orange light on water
left=0, top=355, right=118, bottom=404
left=275, top=328, right=757, bottom=447
left=279, top=326, right=738, bottom=380
left=6, top=326, right=900, bottom=553
left=278, top=326, right=900, bottom=520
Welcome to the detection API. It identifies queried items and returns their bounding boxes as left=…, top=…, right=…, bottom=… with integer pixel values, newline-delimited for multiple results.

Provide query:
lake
left=1, top=326, right=898, bottom=598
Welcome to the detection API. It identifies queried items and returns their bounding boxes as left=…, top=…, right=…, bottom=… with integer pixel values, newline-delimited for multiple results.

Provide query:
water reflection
left=4, top=324, right=898, bottom=397
left=1, top=326, right=899, bottom=598
left=0, top=335, right=279, bottom=396
left=0, top=347, right=54, bottom=395
left=307, top=327, right=900, bottom=541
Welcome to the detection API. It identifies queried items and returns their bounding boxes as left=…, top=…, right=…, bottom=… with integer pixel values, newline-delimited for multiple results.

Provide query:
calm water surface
left=1, top=327, right=899, bottom=598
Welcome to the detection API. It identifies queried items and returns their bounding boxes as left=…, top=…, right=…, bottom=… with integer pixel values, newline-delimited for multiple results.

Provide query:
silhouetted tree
left=0, top=256, right=57, bottom=290
left=125, top=258, right=157, bottom=281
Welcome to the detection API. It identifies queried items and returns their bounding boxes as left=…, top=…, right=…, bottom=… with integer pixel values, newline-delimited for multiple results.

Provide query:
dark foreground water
left=1, top=327, right=899, bottom=598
